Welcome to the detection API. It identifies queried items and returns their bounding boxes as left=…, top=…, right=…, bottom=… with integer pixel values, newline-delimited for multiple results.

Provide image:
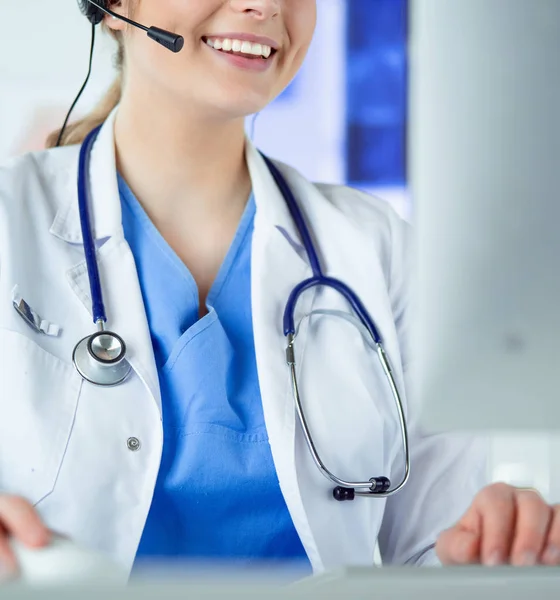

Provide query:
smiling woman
left=48, top=0, right=315, bottom=149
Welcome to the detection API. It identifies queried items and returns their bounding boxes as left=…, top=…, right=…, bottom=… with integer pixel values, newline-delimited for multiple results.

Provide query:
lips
left=202, top=33, right=280, bottom=50
left=202, top=37, right=276, bottom=73
left=202, top=36, right=277, bottom=60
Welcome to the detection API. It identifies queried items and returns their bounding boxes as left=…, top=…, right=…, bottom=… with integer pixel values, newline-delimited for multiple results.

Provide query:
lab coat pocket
left=0, top=329, right=82, bottom=505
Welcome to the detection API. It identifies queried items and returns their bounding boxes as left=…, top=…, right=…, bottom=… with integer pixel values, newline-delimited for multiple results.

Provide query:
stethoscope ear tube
left=286, top=309, right=408, bottom=502
left=285, top=298, right=411, bottom=500
left=274, top=155, right=411, bottom=500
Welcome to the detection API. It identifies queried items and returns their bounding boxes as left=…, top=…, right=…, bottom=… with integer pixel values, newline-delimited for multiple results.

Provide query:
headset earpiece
left=59, top=0, right=182, bottom=146
left=77, top=0, right=106, bottom=26
left=75, top=0, right=184, bottom=53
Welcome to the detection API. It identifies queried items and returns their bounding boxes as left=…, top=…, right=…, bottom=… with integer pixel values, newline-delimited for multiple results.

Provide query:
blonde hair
left=46, top=13, right=126, bottom=149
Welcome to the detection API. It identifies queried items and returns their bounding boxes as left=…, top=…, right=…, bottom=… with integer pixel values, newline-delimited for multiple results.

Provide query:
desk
left=3, top=567, right=560, bottom=600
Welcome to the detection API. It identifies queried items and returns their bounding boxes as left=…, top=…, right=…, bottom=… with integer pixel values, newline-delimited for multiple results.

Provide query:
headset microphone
left=55, top=2, right=184, bottom=147
left=79, top=0, right=184, bottom=53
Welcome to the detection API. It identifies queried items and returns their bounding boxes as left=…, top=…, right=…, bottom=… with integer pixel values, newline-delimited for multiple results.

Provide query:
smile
left=202, top=36, right=277, bottom=60
left=201, top=36, right=278, bottom=73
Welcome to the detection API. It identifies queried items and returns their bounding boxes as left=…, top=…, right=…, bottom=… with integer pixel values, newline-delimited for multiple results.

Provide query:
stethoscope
left=73, top=125, right=410, bottom=501
left=72, top=126, right=132, bottom=387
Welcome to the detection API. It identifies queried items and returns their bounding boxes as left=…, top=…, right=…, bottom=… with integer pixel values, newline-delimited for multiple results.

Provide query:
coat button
left=127, top=437, right=141, bottom=452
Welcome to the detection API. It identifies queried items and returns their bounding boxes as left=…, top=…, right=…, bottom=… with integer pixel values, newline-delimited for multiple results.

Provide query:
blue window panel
left=346, top=0, right=408, bottom=186
left=346, top=49, right=407, bottom=124
left=347, top=124, right=406, bottom=185
left=349, top=0, right=407, bottom=45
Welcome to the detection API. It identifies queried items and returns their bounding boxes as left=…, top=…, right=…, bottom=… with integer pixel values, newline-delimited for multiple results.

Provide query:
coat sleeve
left=377, top=211, right=491, bottom=566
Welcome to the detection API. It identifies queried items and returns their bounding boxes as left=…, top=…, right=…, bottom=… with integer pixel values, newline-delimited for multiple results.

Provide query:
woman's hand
left=436, top=483, right=560, bottom=566
left=0, top=495, right=51, bottom=579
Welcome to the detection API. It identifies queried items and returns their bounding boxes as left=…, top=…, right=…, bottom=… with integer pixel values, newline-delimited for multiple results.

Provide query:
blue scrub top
left=118, top=176, right=310, bottom=572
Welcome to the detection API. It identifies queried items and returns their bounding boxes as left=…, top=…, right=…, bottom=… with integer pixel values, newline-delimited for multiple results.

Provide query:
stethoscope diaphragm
left=72, top=330, right=131, bottom=387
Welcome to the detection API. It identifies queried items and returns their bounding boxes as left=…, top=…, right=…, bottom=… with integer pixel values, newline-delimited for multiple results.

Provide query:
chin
left=210, top=92, right=271, bottom=121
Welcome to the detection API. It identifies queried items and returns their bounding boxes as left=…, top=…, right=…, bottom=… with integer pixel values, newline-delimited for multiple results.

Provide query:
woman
left=0, top=0, right=559, bottom=580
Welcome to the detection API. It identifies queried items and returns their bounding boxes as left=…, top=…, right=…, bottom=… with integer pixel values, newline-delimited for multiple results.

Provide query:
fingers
left=0, top=524, right=18, bottom=580
left=0, top=495, right=50, bottom=548
left=509, top=489, right=552, bottom=565
left=436, top=527, right=480, bottom=565
left=0, top=495, right=51, bottom=581
left=475, top=483, right=517, bottom=565
left=437, top=484, right=560, bottom=567
left=542, top=506, right=560, bottom=566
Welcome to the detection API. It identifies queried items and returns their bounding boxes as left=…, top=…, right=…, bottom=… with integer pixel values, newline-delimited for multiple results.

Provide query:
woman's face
left=109, top=0, right=317, bottom=119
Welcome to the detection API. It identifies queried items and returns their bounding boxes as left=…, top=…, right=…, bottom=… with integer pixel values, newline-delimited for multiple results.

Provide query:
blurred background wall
left=0, top=0, right=557, bottom=502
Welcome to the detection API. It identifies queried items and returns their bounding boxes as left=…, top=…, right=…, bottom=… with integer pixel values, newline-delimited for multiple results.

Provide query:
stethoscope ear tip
left=333, top=487, right=355, bottom=502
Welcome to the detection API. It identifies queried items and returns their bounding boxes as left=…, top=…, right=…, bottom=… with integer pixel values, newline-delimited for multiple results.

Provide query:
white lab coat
left=0, top=110, right=488, bottom=576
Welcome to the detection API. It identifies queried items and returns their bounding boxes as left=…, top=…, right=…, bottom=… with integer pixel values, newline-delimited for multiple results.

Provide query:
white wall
left=0, top=0, right=117, bottom=157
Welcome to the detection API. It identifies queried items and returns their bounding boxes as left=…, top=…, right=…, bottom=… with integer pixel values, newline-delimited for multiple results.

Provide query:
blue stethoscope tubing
left=72, top=127, right=131, bottom=386
left=73, top=125, right=410, bottom=501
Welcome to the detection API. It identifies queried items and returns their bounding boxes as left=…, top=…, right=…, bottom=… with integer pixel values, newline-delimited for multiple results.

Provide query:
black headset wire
left=88, top=1, right=149, bottom=32
left=55, top=22, right=97, bottom=148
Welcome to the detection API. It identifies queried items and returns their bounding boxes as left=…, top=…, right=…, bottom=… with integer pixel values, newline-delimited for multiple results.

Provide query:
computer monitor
left=410, top=0, right=560, bottom=431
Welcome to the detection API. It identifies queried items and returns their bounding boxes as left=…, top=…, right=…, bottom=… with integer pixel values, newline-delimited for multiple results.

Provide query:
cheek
left=294, top=1, right=317, bottom=42
left=129, top=31, right=195, bottom=77
left=282, top=35, right=313, bottom=83
left=286, top=9, right=316, bottom=70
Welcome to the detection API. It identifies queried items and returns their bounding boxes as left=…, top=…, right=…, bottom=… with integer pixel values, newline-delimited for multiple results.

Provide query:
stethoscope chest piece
left=72, top=330, right=131, bottom=387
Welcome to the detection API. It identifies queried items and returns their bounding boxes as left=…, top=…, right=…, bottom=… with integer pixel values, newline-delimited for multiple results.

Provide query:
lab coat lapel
left=247, top=143, right=323, bottom=569
left=65, top=238, right=161, bottom=410
left=50, top=111, right=161, bottom=412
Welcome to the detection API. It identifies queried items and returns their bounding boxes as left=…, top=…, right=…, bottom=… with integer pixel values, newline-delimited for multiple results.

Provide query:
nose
left=229, top=0, right=280, bottom=20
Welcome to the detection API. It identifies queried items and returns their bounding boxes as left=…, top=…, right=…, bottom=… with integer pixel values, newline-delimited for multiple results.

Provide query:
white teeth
left=205, top=37, right=274, bottom=59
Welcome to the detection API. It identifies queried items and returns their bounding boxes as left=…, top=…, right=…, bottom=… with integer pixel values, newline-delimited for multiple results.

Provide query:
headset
left=77, top=0, right=184, bottom=53
left=56, top=1, right=184, bottom=147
